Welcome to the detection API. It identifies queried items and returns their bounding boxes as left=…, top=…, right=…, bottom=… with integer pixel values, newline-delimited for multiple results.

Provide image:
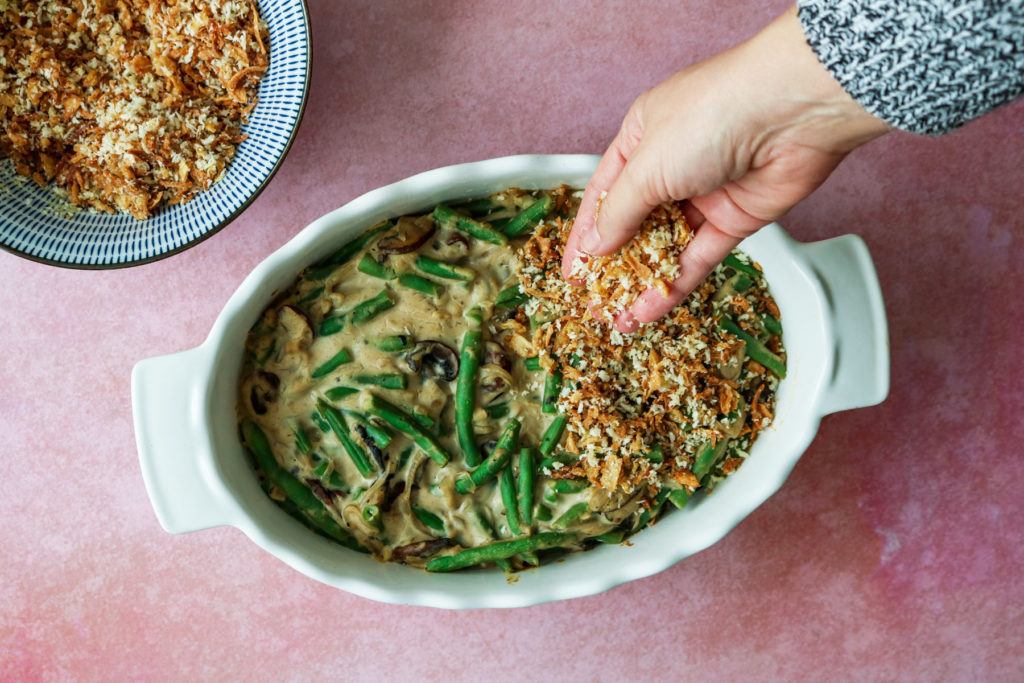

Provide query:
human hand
left=561, top=6, right=890, bottom=332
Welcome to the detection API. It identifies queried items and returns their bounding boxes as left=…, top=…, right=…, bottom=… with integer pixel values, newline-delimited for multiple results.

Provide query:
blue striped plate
left=0, top=0, right=311, bottom=269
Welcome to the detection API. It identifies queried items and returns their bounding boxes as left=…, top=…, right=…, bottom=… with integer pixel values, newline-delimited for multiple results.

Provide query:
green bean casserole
left=237, top=186, right=787, bottom=572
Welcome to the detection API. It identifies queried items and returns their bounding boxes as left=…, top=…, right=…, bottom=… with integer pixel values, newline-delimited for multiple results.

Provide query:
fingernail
left=581, top=224, right=602, bottom=253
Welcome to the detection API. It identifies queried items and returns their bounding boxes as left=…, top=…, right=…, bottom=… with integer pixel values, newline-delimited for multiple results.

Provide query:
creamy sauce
left=236, top=187, right=784, bottom=571
left=238, top=189, right=610, bottom=568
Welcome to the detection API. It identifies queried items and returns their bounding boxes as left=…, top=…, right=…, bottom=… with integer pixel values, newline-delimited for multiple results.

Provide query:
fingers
left=561, top=126, right=636, bottom=281
left=580, top=145, right=662, bottom=257
left=626, top=219, right=745, bottom=326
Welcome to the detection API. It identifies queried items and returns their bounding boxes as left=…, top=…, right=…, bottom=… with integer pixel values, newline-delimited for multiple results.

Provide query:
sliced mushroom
left=392, top=538, right=453, bottom=562
left=719, top=396, right=748, bottom=439
left=445, top=233, right=469, bottom=248
left=717, top=345, right=746, bottom=381
left=381, top=480, right=405, bottom=513
left=249, top=371, right=279, bottom=414
left=482, top=341, right=510, bottom=371
left=379, top=215, right=436, bottom=254
left=276, top=305, right=312, bottom=342
left=405, top=340, right=459, bottom=382
left=304, top=478, right=334, bottom=506
left=478, top=365, right=513, bottom=405
left=355, top=423, right=387, bottom=470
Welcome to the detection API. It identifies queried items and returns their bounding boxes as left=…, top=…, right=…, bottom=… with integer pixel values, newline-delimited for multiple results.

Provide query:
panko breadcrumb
left=570, top=198, right=693, bottom=321
left=0, top=0, right=268, bottom=219
left=518, top=187, right=784, bottom=499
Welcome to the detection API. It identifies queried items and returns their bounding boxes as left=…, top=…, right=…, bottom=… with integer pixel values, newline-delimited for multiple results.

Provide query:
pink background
left=3, top=0, right=1023, bottom=679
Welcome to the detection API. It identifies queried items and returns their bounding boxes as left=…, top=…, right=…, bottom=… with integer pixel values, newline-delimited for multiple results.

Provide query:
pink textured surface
left=2, top=0, right=1023, bottom=679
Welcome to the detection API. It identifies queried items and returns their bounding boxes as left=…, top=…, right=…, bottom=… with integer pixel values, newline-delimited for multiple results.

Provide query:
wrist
left=743, top=6, right=891, bottom=154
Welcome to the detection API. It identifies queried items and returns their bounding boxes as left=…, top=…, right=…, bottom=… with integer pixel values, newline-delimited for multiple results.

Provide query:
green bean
left=350, top=289, right=395, bottom=324
left=455, top=418, right=520, bottom=494
left=523, top=356, right=542, bottom=371
left=539, top=414, right=567, bottom=456
left=324, top=385, right=358, bottom=401
left=341, top=409, right=393, bottom=448
left=499, top=464, right=523, bottom=536
left=553, top=501, right=589, bottom=530
left=316, top=399, right=375, bottom=478
left=456, top=329, right=483, bottom=467
left=426, top=532, right=578, bottom=572
left=552, top=479, right=587, bottom=494
left=353, top=373, right=407, bottom=390
left=668, top=489, right=691, bottom=510
left=517, top=448, right=535, bottom=528
left=356, top=252, right=397, bottom=280
left=534, top=503, right=553, bottom=522
left=720, top=316, right=787, bottom=378
left=723, top=252, right=761, bottom=279
left=242, top=419, right=316, bottom=508
left=311, top=411, right=331, bottom=433
left=318, top=315, right=346, bottom=337
left=313, top=461, right=346, bottom=490
left=468, top=507, right=512, bottom=570
left=494, top=284, right=529, bottom=308
left=485, top=402, right=509, bottom=419
left=487, top=216, right=512, bottom=232
left=451, top=197, right=499, bottom=217
left=275, top=495, right=366, bottom=553
left=633, top=489, right=671, bottom=531
left=415, top=255, right=476, bottom=282
left=398, top=273, right=444, bottom=297
left=471, top=507, right=499, bottom=538
left=304, top=222, right=393, bottom=279
left=542, top=481, right=560, bottom=504
left=290, top=420, right=313, bottom=455
left=412, top=506, right=445, bottom=534
left=692, top=438, right=728, bottom=480
left=761, top=312, right=783, bottom=336
left=362, top=505, right=383, bottom=531
left=464, top=305, right=484, bottom=327
left=241, top=419, right=363, bottom=551
left=594, top=530, right=626, bottom=544
left=644, top=445, right=664, bottom=463
left=361, top=393, right=452, bottom=466
left=410, top=409, right=435, bottom=429
left=502, top=195, right=554, bottom=237
left=375, top=334, right=412, bottom=352
left=298, top=286, right=324, bottom=304
left=538, top=451, right=578, bottom=473
left=311, top=348, right=352, bottom=378
left=397, top=445, right=415, bottom=471
left=542, top=368, right=562, bottom=414
left=433, top=204, right=508, bottom=245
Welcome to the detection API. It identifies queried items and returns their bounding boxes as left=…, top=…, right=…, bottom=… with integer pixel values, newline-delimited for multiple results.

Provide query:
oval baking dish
left=131, top=154, right=889, bottom=608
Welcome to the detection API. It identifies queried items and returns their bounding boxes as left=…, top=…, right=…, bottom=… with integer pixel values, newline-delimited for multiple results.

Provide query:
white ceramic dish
left=131, top=154, right=889, bottom=608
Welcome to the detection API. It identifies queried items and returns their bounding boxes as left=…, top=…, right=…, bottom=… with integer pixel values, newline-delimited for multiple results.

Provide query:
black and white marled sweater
left=798, top=0, right=1024, bottom=135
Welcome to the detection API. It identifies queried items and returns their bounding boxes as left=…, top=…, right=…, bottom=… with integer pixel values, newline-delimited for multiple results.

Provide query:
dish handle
left=132, top=347, right=233, bottom=534
left=799, top=234, right=890, bottom=415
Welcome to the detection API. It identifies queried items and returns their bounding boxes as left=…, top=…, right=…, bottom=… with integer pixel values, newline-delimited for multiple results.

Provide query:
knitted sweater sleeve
left=797, top=0, right=1024, bottom=135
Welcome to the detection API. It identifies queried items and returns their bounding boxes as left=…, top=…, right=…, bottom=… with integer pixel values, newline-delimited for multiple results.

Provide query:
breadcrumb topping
left=0, top=0, right=268, bottom=219
left=571, top=199, right=693, bottom=320
left=518, top=188, right=784, bottom=498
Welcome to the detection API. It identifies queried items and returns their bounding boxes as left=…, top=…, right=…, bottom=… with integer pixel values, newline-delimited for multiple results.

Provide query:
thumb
left=579, top=142, right=666, bottom=256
